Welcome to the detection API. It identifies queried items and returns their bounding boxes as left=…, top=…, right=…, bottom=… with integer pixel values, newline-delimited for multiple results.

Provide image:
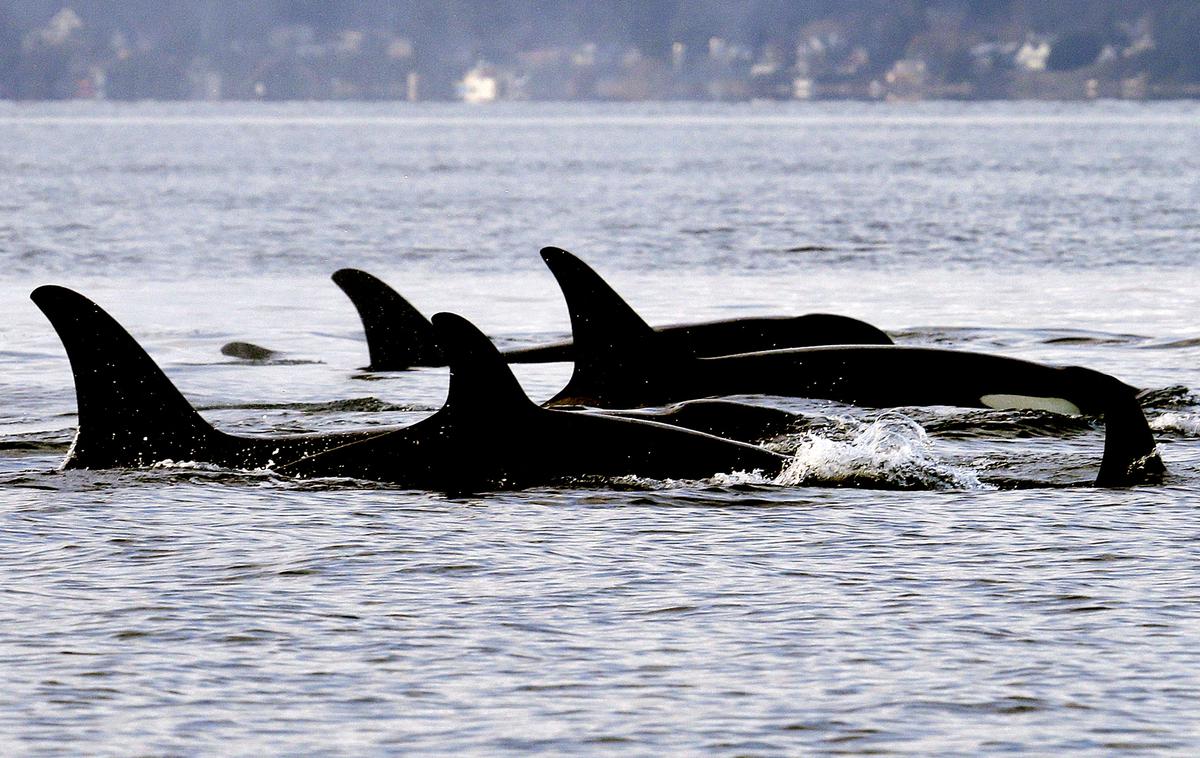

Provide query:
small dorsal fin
left=332, top=268, right=443, bottom=370
left=430, top=312, right=537, bottom=416
left=30, top=285, right=223, bottom=468
left=539, top=247, right=668, bottom=406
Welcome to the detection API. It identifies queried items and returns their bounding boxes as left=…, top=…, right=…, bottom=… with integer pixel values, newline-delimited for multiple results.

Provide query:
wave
left=918, top=408, right=1094, bottom=439
left=1151, top=412, right=1200, bottom=437
left=891, top=326, right=1147, bottom=348
left=0, top=430, right=74, bottom=454
left=1137, top=385, right=1196, bottom=409
left=197, top=397, right=428, bottom=414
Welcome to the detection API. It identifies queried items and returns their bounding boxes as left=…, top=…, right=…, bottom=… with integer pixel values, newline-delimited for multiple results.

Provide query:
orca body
left=331, top=265, right=891, bottom=371
left=32, top=286, right=786, bottom=490
left=539, top=248, right=1164, bottom=488
left=277, top=314, right=789, bottom=489
left=584, top=399, right=800, bottom=443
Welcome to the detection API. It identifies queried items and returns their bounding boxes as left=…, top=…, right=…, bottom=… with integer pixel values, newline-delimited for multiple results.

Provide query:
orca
left=31, top=285, right=1163, bottom=490
left=32, top=285, right=388, bottom=470
left=275, top=313, right=790, bottom=489
left=331, top=263, right=891, bottom=371
left=31, top=286, right=787, bottom=489
left=539, top=247, right=1165, bottom=488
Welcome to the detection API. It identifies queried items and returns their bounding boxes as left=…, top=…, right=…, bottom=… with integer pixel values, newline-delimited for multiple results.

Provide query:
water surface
left=1, top=101, right=1199, bottom=754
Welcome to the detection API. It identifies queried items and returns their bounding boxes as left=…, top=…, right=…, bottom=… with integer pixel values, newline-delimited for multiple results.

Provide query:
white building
left=459, top=65, right=499, bottom=103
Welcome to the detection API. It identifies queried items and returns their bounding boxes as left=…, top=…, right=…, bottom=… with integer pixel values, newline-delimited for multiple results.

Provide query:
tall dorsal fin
left=430, top=312, right=537, bottom=416
left=539, top=247, right=668, bottom=407
left=539, top=247, right=655, bottom=351
left=30, top=285, right=224, bottom=468
left=332, top=268, right=443, bottom=370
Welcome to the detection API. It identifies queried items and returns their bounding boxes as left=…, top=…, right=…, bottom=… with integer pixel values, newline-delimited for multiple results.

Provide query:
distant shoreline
left=3, top=96, right=1200, bottom=104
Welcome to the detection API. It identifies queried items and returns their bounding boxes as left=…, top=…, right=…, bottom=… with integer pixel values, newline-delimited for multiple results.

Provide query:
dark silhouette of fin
left=272, top=312, right=540, bottom=488
left=30, top=286, right=230, bottom=468
left=539, top=246, right=669, bottom=407
left=430, top=312, right=537, bottom=419
left=332, top=268, right=443, bottom=370
left=1079, top=369, right=1166, bottom=486
left=539, top=246, right=655, bottom=348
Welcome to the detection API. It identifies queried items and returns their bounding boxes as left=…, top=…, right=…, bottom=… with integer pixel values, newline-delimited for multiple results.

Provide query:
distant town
left=3, top=2, right=1200, bottom=102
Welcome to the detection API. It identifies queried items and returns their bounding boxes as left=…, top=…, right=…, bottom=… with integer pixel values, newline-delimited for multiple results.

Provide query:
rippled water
left=2, top=101, right=1199, bottom=754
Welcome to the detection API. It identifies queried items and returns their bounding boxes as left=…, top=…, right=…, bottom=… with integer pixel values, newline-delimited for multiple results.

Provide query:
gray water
left=1, top=101, right=1199, bottom=754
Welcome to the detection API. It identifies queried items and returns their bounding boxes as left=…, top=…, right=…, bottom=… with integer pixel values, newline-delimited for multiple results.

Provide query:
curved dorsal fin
left=430, top=312, right=537, bottom=417
left=30, top=285, right=223, bottom=468
left=539, top=247, right=655, bottom=351
left=539, top=247, right=667, bottom=406
left=332, top=268, right=443, bottom=370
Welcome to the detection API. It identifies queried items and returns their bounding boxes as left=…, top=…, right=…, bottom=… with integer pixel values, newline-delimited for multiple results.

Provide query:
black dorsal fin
left=539, top=247, right=667, bottom=407
left=430, top=312, right=538, bottom=417
left=539, top=247, right=655, bottom=351
left=332, top=268, right=443, bottom=370
left=30, top=285, right=225, bottom=468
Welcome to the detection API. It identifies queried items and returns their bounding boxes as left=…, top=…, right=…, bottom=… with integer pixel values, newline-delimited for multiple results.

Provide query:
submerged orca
left=331, top=264, right=891, bottom=371
left=31, top=286, right=786, bottom=489
left=539, top=247, right=1164, bottom=488
left=220, top=341, right=280, bottom=361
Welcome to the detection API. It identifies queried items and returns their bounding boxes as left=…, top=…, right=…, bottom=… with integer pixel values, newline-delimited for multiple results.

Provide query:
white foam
left=709, top=469, right=774, bottom=486
left=609, top=469, right=773, bottom=490
left=774, top=414, right=990, bottom=490
left=149, top=459, right=225, bottom=471
left=1151, top=412, right=1200, bottom=437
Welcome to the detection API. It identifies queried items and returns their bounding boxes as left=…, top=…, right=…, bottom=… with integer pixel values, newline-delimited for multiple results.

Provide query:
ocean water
left=1, top=100, right=1199, bottom=754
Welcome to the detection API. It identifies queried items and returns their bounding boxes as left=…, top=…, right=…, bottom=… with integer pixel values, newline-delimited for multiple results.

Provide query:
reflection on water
left=1, top=101, right=1199, bottom=754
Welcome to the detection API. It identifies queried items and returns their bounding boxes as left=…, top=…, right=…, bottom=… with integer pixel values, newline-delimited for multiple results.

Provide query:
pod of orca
left=34, top=247, right=1166, bottom=492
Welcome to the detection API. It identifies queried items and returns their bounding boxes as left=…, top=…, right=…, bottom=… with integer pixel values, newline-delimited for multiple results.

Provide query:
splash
left=1151, top=412, right=1200, bottom=437
left=607, top=468, right=774, bottom=490
left=709, top=469, right=774, bottom=486
left=149, top=459, right=228, bottom=471
left=775, top=414, right=989, bottom=490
